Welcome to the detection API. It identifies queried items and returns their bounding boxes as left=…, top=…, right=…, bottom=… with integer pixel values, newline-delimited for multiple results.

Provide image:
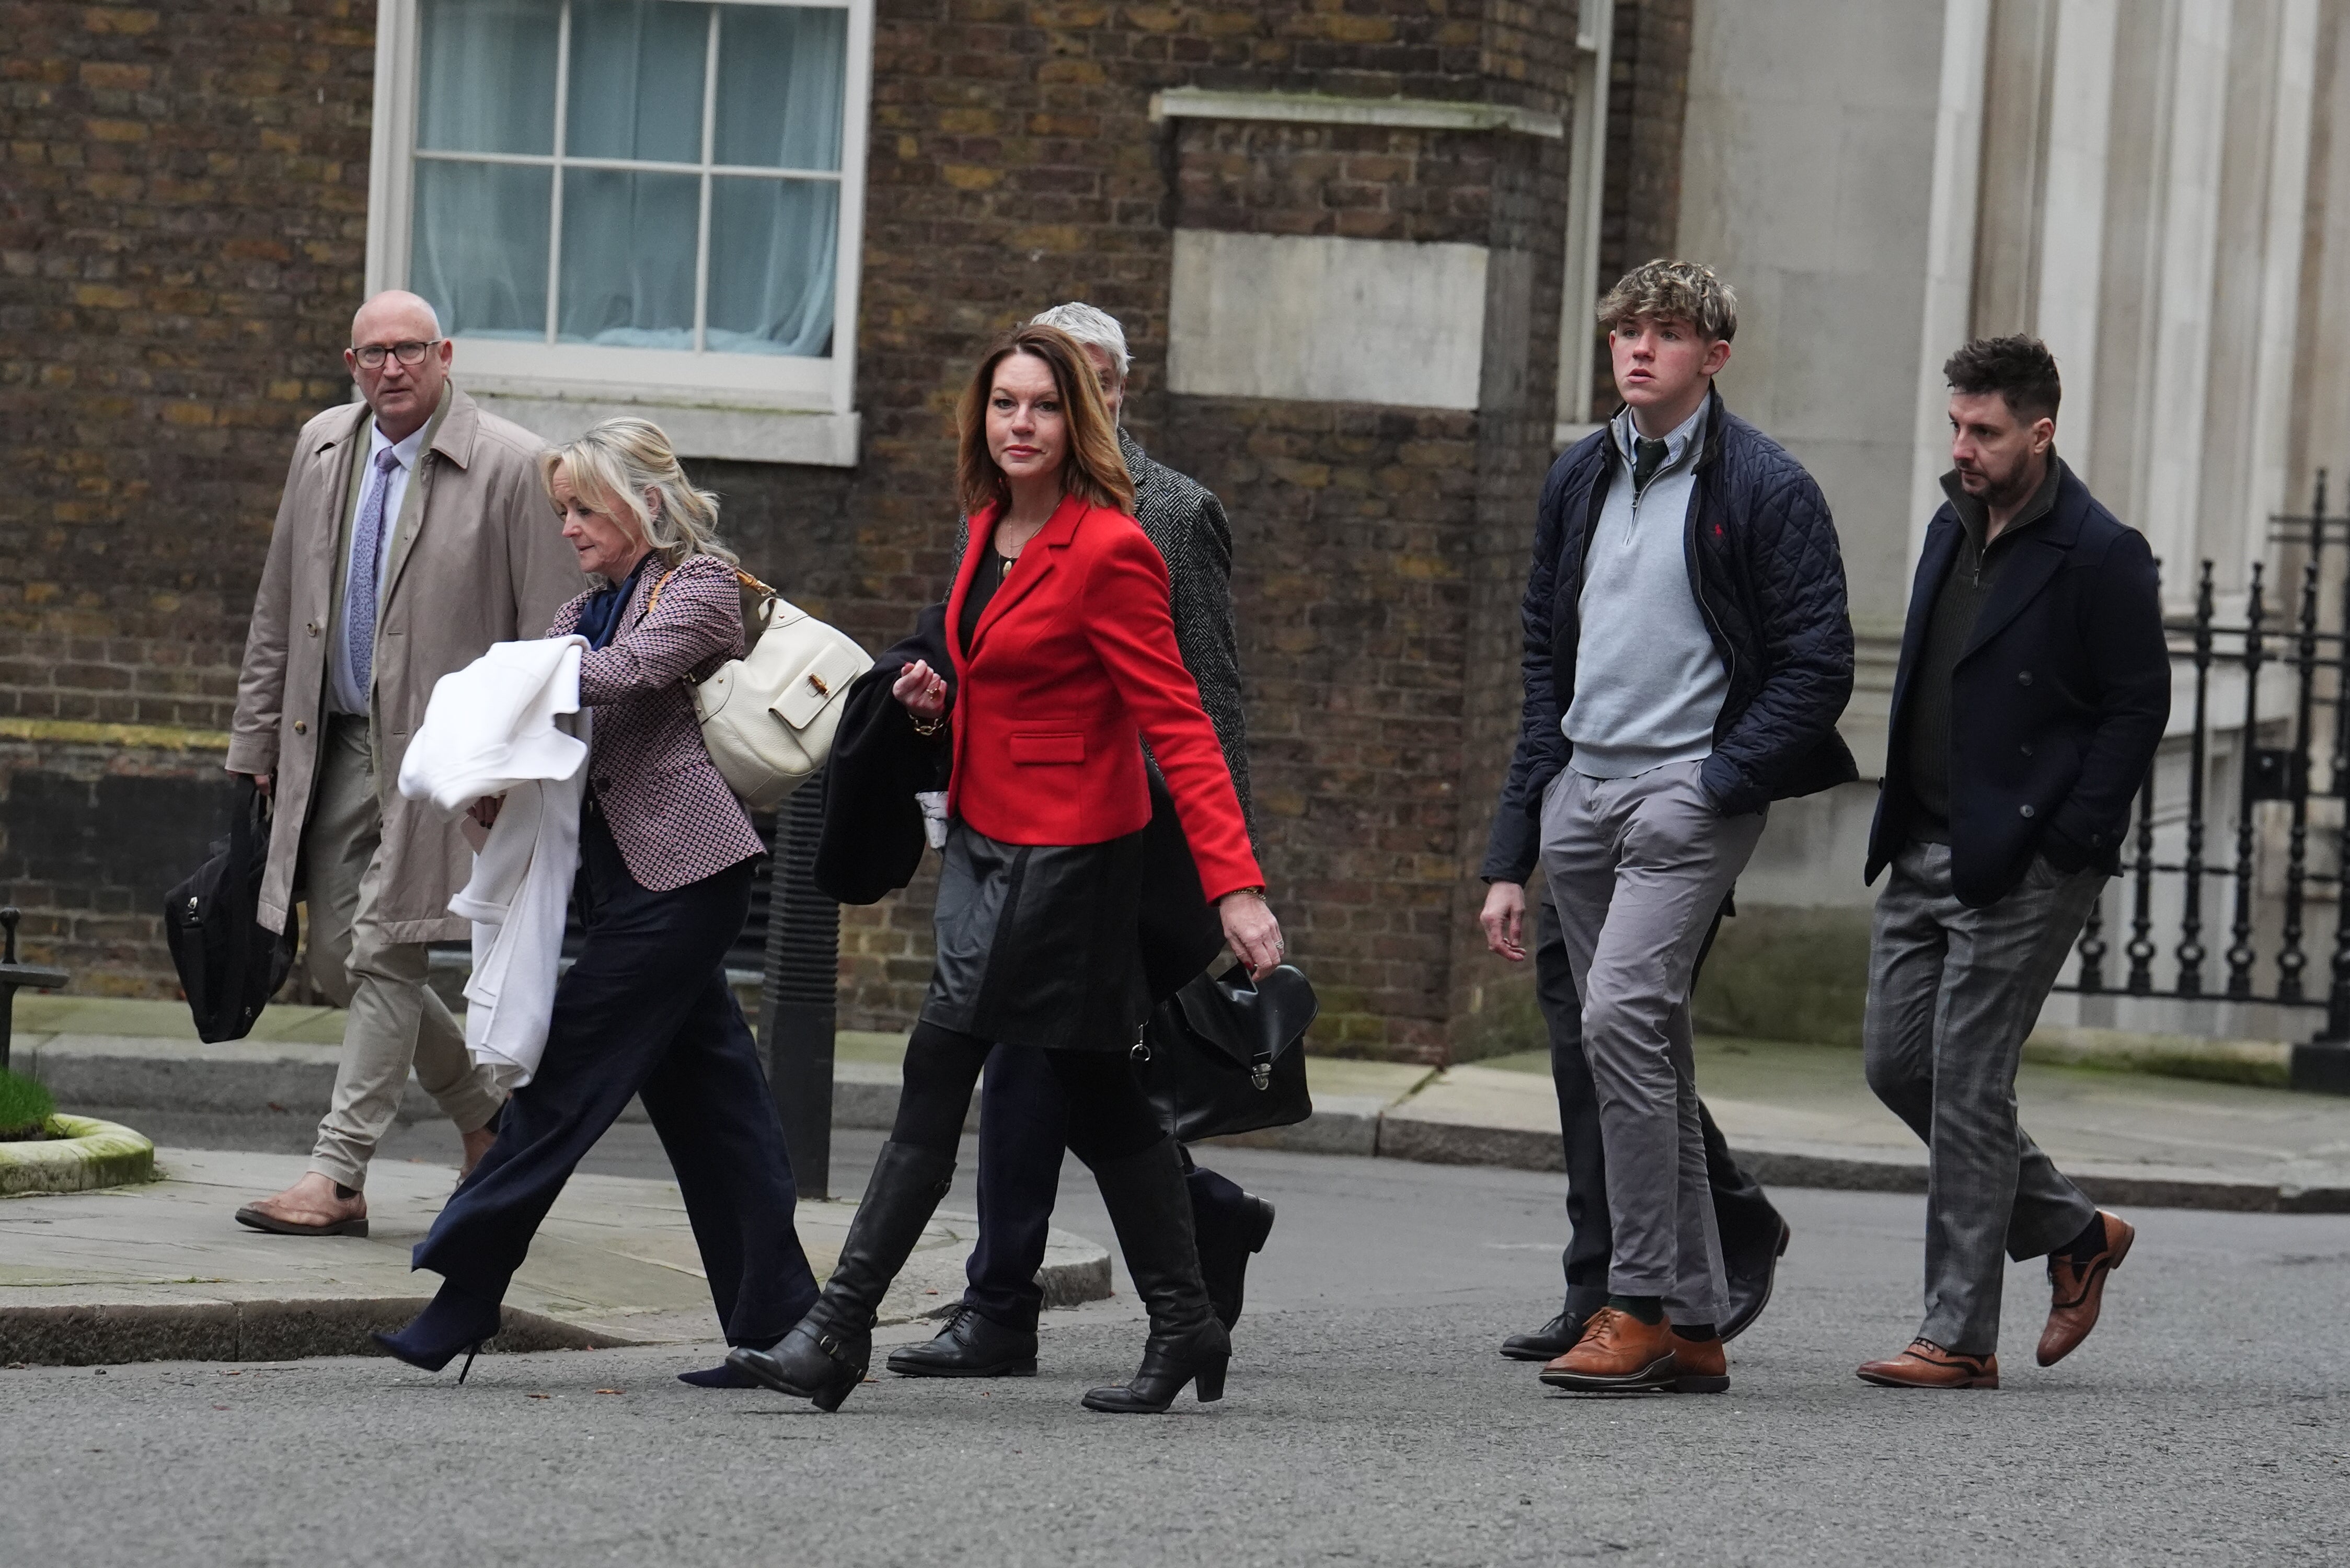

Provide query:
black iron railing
left=2060, top=473, right=2350, bottom=1080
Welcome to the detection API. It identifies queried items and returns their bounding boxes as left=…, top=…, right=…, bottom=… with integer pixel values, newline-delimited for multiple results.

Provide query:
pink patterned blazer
left=548, top=550, right=764, bottom=891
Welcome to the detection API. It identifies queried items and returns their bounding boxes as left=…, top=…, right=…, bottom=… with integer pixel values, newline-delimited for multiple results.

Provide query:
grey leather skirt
left=919, top=821, right=1151, bottom=1053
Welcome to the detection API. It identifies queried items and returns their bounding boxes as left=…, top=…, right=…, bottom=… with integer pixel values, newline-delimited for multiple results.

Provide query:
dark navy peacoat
left=1867, top=461, right=2169, bottom=907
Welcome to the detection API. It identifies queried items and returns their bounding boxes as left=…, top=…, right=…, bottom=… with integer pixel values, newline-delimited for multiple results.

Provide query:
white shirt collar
left=1611, top=396, right=1709, bottom=469
left=366, top=416, right=429, bottom=472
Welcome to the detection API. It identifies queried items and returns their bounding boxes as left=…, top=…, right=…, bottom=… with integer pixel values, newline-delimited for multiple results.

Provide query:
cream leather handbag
left=689, top=575, right=874, bottom=810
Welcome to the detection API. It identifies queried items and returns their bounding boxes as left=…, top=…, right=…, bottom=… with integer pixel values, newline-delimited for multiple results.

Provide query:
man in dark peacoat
left=1856, top=336, right=2168, bottom=1392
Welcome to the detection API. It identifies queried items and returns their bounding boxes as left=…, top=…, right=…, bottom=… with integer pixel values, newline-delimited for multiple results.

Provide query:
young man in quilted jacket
left=1482, top=260, right=1856, bottom=1394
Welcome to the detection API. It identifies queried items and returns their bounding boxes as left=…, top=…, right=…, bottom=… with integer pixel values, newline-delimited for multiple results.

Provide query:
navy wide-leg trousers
left=412, top=806, right=820, bottom=1346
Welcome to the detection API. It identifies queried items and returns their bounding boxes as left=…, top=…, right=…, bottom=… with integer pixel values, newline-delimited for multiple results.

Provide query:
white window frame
left=364, top=0, right=872, bottom=466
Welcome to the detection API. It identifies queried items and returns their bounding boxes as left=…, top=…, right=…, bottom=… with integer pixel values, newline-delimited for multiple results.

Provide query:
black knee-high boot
left=728, top=1142, right=955, bottom=1411
left=1081, top=1136, right=1231, bottom=1414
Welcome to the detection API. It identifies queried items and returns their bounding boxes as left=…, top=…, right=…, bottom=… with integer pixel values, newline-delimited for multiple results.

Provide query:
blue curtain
left=410, top=0, right=846, bottom=359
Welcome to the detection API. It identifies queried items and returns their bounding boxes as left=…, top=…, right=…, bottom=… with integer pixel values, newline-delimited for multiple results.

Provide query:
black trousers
left=961, top=1042, right=1249, bottom=1332
left=412, top=808, right=820, bottom=1347
left=1534, top=885, right=1783, bottom=1313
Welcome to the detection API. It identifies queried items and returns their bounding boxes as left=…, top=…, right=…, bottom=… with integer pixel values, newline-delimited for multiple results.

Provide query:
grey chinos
left=1540, top=758, right=1765, bottom=1323
left=302, top=714, right=503, bottom=1189
left=1863, top=838, right=2104, bottom=1354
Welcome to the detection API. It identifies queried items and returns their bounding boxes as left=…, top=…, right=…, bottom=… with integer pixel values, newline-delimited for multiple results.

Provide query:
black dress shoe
left=1499, top=1308, right=1591, bottom=1363
left=885, top=1304, right=1039, bottom=1378
left=1720, top=1217, right=1792, bottom=1344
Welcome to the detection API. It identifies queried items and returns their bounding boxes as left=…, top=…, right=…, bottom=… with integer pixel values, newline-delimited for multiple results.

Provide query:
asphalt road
left=9, top=1120, right=2348, bottom=1567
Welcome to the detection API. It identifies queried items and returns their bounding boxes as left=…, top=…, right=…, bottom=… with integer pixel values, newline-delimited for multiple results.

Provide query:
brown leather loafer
left=1856, top=1339, right=1998, bottom=1389
left=2038, top=1210, right=2135, bottom=1366
left=1538, top=1307, right=1679, bottom=1393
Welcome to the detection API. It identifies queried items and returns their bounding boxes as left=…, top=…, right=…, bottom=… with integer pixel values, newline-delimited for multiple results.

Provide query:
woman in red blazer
left=733, top=324, right=1282, bottom=1416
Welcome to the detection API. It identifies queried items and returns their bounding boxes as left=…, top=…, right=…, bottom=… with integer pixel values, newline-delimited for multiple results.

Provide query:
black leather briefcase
left=1139, top=962, right=1317, bottom=1143
left=164, top=777, right=299, bottom=1043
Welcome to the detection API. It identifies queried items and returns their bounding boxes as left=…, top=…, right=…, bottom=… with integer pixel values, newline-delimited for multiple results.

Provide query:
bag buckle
left=1252, top=1062, right=1271, bottom=1091
left=1130, top=1026, right=1151, bottom=1066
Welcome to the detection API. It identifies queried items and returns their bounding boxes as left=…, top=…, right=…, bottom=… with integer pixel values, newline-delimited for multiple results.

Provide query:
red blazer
left=946, top=493, right=1262, bottom=902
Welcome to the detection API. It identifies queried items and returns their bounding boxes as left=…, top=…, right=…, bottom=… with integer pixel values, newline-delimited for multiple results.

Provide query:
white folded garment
left=399, top=637, right=591, bottom=1089
left=399, top=637, right=592, bottom=820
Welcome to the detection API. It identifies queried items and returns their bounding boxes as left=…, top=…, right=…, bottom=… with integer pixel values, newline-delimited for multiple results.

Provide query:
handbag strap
left=647, top=566, right=777, bottom=614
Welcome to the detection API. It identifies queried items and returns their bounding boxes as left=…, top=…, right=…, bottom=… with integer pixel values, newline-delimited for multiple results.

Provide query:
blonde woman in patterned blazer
left=376, top=418, right=821, bottom=1387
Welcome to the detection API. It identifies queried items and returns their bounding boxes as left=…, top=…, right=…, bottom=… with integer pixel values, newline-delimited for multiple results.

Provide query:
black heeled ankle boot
left=373, top=1280, right=502, bottom=1382
left=727, top=1142, right=956, bottom=1412
left=1081, top=1137, right=1231, bottom=1415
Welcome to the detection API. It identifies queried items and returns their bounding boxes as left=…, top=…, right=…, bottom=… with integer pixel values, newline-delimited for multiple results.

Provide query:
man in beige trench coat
left=227, top=290, right=585, bottom=1235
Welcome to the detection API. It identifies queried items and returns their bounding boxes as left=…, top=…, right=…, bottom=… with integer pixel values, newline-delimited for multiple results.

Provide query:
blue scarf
left=573, top=554, right=654, bottom=651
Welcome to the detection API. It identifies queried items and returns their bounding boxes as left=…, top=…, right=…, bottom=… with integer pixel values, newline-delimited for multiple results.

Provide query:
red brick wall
left=1, top=0, right=377, bottom=993
left=1, top=0, right=377, bottom=733
left=1, top=0, right=1637, bottom=1056
left=1173, top=119, right=1501, bottom=245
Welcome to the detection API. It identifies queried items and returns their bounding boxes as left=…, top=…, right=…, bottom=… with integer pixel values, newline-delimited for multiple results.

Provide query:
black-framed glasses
left=353, top=339, right=442, bottom=368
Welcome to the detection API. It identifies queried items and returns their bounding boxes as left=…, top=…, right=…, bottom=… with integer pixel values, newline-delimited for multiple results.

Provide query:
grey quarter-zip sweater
left=1564, top=399, right=1730, bottom=778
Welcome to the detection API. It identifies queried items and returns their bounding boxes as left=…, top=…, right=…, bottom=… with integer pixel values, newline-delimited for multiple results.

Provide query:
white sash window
left=366, top=0, right=871, bottom=465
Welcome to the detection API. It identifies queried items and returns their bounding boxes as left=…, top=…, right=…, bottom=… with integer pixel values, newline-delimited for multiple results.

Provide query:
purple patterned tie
left=348, top=445, right=401, bottom=702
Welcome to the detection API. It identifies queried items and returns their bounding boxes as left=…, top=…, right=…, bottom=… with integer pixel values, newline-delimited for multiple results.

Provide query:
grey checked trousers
left=1863, top=839, right=2104, bottom=1354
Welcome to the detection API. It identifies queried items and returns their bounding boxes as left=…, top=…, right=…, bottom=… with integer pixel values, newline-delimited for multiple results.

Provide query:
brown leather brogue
left=1538, top=1307, right=1679, bottom=1393
left=2038, top=1209, right=2135, bottom=1366
left=1856, top=1339, right=1999, bottom=1389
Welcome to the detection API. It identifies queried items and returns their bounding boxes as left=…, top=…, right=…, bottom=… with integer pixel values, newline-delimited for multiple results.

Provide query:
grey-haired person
left=1482, top=260, right=1856, bottom=1394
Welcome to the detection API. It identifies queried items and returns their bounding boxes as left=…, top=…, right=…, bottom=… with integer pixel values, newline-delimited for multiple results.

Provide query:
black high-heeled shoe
left=372, top=1282, right=502, bottom=1382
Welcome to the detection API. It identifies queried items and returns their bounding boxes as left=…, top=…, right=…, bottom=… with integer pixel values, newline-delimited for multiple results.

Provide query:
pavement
left=6, top=1131, right=2346, bottom=1568
left=15, top=995, right=2347, bottom=1214
left=0, top=1144, right=1109, bottom=1367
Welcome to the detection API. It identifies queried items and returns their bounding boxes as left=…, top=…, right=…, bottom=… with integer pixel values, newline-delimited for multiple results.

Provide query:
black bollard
left=0, top=907, right=72, bottom=1078
left=759, top=779, right=838, bottom=1199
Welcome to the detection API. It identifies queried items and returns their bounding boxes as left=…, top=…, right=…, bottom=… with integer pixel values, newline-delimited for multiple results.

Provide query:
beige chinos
left=1539, top=758, right=1764, bottom=1324
left=300, top=716, right=502, bottom=1189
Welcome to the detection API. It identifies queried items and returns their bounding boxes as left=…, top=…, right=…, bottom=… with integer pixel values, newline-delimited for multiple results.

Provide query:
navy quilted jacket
left=1482, top=388, right=1858, bottom=882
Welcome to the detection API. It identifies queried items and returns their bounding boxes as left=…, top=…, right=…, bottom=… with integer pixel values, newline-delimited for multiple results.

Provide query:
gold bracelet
left=911, top=712, right=944, bottom=737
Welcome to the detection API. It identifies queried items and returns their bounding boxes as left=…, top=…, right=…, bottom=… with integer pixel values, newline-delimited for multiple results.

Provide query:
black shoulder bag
left=1138, top=962, right=1318, bottom=1143
left=165, top=777, right=300, bottom=1043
